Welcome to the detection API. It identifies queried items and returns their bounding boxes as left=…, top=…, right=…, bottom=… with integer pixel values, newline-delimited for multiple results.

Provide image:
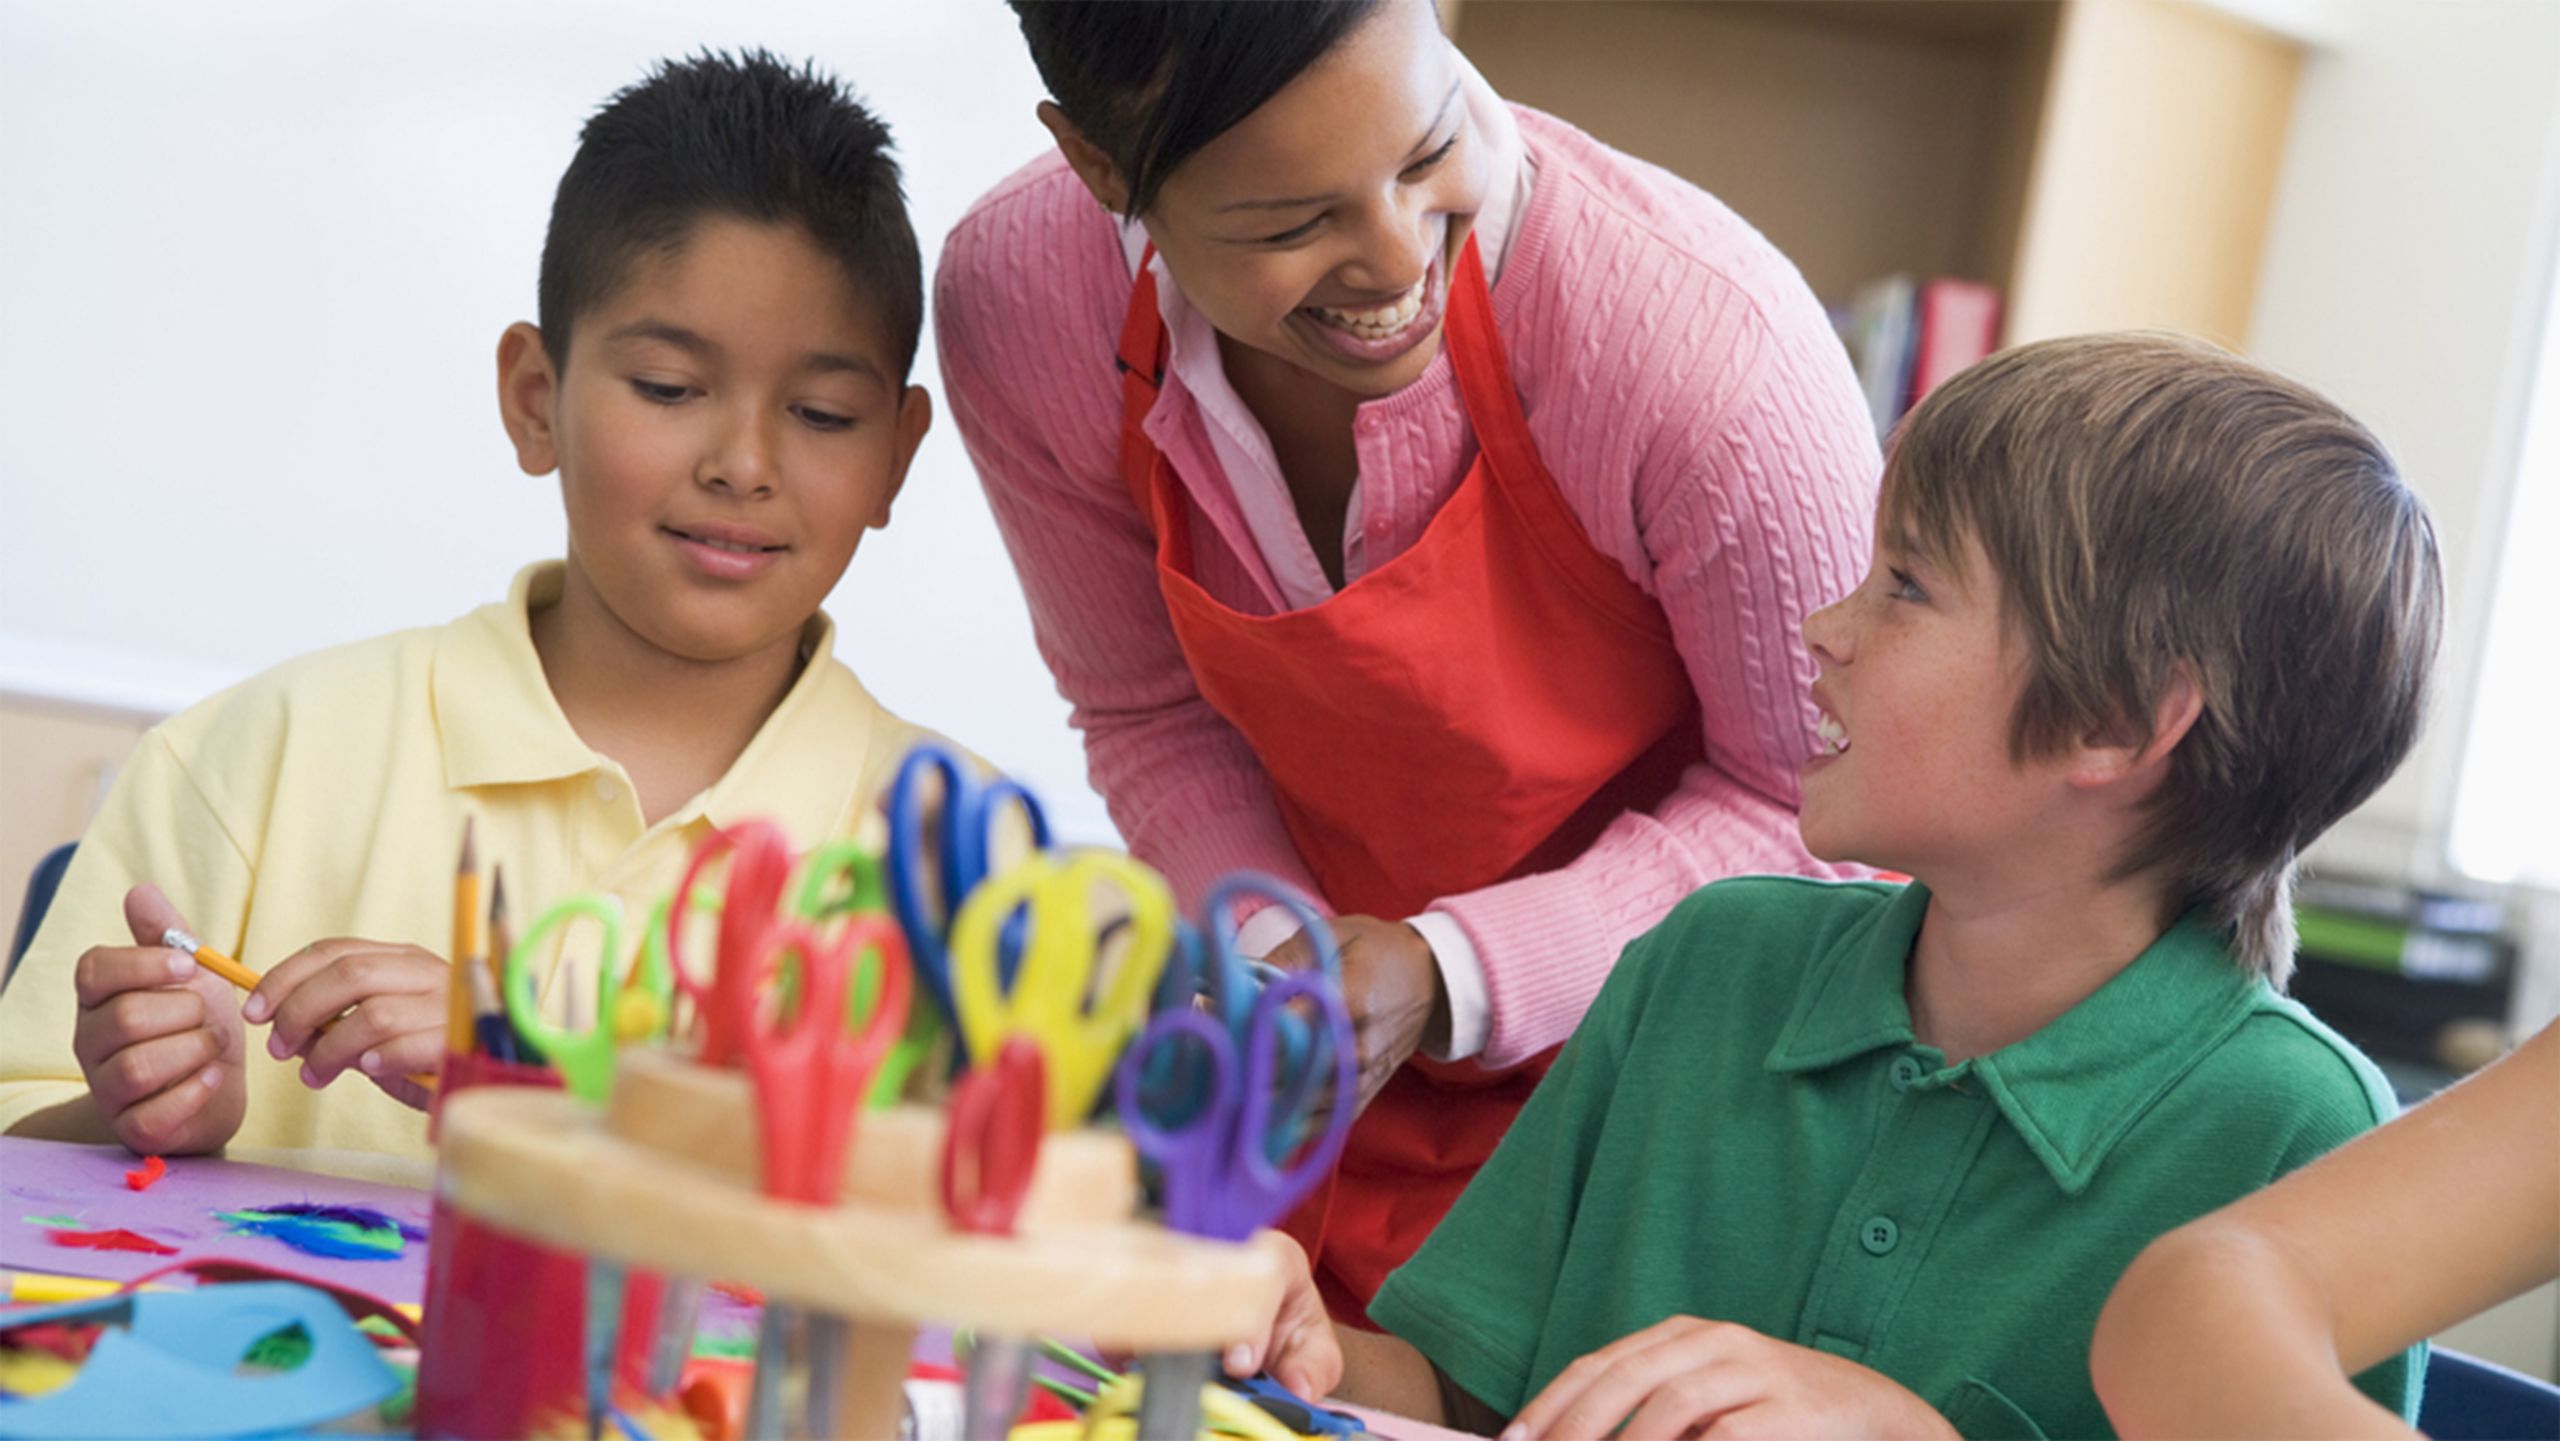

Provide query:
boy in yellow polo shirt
left=1237, top=334, right=2441, bottom=1438
left=0, top=51, right=943, bottom=1160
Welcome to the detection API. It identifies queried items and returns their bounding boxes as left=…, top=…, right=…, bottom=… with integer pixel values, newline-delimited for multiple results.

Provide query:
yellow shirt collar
left=430, top=562, right=880, bottom=841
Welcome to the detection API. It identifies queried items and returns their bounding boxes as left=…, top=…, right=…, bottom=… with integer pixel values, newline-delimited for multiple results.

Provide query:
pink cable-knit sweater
left=936, top=107, right=1879, bottom=1068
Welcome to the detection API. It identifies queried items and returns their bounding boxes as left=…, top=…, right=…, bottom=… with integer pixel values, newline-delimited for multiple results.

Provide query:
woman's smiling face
left=1129, top=0, right=1501, bottom=399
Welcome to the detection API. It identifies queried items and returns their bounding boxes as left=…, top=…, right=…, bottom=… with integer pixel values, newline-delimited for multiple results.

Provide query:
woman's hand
left=1268, top=914, right=1447, bottom=1117
left=1504, top=1317, right=1958, bottom=1441
left=69, top=885, right=249, bottom=1155
left=245, top=939, right=453, bottom=1111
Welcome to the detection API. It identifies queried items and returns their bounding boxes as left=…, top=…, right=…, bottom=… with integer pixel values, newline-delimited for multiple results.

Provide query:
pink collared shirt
left=937, top=106, right=1878, bottom=1069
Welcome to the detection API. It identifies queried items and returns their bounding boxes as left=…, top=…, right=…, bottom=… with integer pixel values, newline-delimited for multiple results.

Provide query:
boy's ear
left=1036, top=101, right=1131, bottom=215
left=2068, top=664, right=2204, bottom=791
left=496, top=322, right=560, bottom=477
left=869, top=385, right=934, bottom=531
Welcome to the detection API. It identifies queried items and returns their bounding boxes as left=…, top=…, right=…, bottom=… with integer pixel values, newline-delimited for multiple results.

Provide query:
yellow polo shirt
left=0, top=563, right=948, bottom=1158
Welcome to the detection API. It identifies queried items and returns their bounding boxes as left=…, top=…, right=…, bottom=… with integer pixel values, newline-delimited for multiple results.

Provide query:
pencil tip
left=459, top=815, right=478, bottom=872
left=490, top=865, right=508, bottom=917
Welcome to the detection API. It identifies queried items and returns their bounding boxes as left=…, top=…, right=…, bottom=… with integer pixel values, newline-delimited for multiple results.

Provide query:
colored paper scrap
left=121, top=1156, right=166, bottom=1192
left=0, top=1138, right=431, bottom=1306
left=0, top=1282, right=397, bottom=1438
left=44, top=1228, right=176, bottom=1256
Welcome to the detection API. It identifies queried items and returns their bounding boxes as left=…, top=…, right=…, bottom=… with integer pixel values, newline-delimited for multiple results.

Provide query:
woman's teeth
left=1817, top=714, right=1851, bottom=756
left=1310, top=284, right=1423, bottom=338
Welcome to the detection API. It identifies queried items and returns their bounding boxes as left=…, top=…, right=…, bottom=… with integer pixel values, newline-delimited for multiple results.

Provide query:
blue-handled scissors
left=1137, top=872, right=1339, bottom=1151
left=1114, top=966, right=1355, bottom=1242
left=887, top=743, right=1052, bottom=1049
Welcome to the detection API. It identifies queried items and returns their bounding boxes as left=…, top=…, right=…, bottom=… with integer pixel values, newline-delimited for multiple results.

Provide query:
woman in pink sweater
left=938, top=0, right=1878, bottom=1320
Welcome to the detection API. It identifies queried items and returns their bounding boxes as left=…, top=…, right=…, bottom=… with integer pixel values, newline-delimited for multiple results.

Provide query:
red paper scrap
left=122, top=1155, right=167, bottom=1192
left=44, top=1227, right=177, bottom=1256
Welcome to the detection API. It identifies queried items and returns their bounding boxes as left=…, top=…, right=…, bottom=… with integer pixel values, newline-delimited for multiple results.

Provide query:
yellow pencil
left=0, top=1270, right=155, bottom=1305
left=449, top=817, right=481, bottom=1055
left=159, top=927, right=259, bottom=991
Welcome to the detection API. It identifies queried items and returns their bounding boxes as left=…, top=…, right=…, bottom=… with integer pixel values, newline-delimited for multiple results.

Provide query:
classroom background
left=4, top=0, right=2557, bottom=1381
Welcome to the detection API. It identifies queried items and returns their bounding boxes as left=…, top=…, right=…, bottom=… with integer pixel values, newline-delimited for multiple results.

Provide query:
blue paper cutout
left=0, top=1282, right=397, bottom=1438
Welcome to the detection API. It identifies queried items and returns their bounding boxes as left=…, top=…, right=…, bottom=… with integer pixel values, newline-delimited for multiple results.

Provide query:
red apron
left=1116, top=235, right=1704, bottom=1320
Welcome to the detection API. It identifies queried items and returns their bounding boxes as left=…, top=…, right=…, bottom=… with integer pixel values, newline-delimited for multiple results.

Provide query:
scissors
left=740, top=906, right=913, bottom=1440
left=666, top=819, right=797, bottom=1067
left=502, top=893, right=677, bottom=1106
left=1114, top=956, right=1357, bottom=1441
left=794, top=837, right=933, bottom=1105
left=1133, top=874, right=1339, bottom=1154
left=1115, top=967, right=1354, bottom=1243
left=939, top=1035, right=1047, bottom=1440
left=744, top=909, right=911, bottom=1202
left=948, top=850, right=1175, bottom=1130
left=887, top=743, right=1053, bottom=1049
left=496, top=890, right=678, bottom=1438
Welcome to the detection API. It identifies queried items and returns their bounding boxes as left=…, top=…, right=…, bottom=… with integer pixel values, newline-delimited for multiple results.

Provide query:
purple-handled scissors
left=1113, top=968, right=1356, bottom=1243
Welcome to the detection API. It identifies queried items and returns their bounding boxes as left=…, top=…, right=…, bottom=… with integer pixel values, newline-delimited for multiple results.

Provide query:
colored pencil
left=449, top=817, right=481, bottom=1055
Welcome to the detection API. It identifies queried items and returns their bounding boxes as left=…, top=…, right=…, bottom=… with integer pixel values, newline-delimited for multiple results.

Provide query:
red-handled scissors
left=668, top=820, right=796, bottom=1068
left=940, top=1034, right=1047, bottom=1440
left=745, top=910, right=911, bottom=1203
left=940, top=1035, right=1045, bottom=1236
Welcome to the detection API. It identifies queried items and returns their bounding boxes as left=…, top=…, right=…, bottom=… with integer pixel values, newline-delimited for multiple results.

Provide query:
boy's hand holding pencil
left=239, top=935, right=450, bottom=1112
left=68, top=883, right=249, bottom=1156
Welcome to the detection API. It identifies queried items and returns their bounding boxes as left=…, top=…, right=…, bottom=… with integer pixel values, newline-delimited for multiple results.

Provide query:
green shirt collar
left=1766, top=883, right=2264, bottom=1195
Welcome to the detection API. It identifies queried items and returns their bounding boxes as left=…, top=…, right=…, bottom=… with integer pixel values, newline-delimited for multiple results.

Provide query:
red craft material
left=122, top=1154, right=167, bottom=1191
left=44, top=1227, right=177, bottom=1256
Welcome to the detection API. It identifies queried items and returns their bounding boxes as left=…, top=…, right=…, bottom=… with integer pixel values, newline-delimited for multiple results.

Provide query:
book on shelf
left=1832, top=274, right=2003, bottom=439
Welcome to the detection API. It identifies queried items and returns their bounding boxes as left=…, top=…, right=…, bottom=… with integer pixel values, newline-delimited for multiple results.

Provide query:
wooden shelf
left=1454, top=0, right=2304, bottom=350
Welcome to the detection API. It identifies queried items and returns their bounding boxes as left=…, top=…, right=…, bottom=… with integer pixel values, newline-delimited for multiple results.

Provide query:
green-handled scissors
left=792, top=838, right=929, bottom=1106
left=948, top=849, right=1176, bottom=1130
left=504, top=892, right=677, bottom=1105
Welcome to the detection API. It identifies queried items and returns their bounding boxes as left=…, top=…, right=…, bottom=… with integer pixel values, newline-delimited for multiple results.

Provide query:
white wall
left=8, top=0, right=2559, bottom=915
left=0, top=1, right=1116, bottom=843
left=2245, top=0, right=2560, bottom=1027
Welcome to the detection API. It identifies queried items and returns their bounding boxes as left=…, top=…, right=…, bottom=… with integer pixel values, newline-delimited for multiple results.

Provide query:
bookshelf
left=1450, top=0, right=2305, bottom=351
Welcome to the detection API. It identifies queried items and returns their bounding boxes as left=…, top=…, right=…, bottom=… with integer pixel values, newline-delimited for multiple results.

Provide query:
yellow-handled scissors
left=947, top=850, right=1175, bottom=1130
left=504, top=892, right=676, bottom=1105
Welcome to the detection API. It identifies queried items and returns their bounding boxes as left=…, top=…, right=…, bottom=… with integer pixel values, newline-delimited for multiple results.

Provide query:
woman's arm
left=1440, top=275, right=1881, bottom=1068
left=2090, top=1020, right=2560, bottom=1439
left=933, top=180, right=1327, bottom=912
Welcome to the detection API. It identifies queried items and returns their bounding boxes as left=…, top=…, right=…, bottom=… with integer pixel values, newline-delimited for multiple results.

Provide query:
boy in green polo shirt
left=1233, top=333, right=2443, bottom=1439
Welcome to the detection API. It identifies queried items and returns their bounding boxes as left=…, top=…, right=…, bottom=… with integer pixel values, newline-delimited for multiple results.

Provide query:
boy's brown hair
left=1883, top=332, right=2441, bottom=985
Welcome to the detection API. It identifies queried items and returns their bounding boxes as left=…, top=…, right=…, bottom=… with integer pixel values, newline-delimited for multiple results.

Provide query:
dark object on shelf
left=2290, top=876, right=2517, bottom=1101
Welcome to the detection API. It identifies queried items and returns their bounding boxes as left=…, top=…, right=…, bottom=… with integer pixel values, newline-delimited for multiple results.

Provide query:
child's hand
left=1222, top=1230, right=1343, bottom=1403
left=245, top=938, right=452, bottom=1112
left=1503, top=1317, right=1957, bottom=1441
left=70, top=885, right=248, bottom=1155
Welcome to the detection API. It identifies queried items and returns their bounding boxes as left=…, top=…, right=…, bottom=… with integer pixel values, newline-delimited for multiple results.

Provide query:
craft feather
left=214, top=1203, right=425, bottom=1261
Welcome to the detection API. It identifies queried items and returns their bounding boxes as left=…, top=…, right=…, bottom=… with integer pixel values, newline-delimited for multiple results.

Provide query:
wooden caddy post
left=436, top=1047, right=1285, bottom=1440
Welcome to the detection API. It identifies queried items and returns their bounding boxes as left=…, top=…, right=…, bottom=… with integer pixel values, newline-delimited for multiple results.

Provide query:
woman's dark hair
left=1009, top=0, right=1385, bottom=216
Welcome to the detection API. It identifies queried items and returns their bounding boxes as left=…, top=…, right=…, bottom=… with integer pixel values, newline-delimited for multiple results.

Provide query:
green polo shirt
left=1371, top=877, right=2419, bottom=1440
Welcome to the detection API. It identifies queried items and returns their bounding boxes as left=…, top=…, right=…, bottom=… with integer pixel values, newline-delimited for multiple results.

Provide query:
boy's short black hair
left=1009, top=0, right=1383, bottom=217
left=537, top=49, right=922, bottom=378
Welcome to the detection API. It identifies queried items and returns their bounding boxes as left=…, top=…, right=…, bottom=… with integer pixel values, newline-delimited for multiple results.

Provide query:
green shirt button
left=1889, top=1055, right=1924, bottom=1090
left=1860, top=1215, right=1899, bottom=1255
